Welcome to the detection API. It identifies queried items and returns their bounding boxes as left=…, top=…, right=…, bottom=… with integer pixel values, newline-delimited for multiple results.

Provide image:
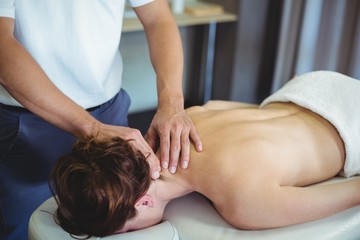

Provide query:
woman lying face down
left=50, top=138, right=155, bottom=237
left=50, top=99, right=360, bottom=238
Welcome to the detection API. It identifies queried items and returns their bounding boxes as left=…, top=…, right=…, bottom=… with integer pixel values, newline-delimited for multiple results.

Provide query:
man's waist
left=0, top=103, right=102, bottom=113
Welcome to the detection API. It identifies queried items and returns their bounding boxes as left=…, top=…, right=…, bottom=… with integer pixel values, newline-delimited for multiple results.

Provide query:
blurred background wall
left=122, top=0, right=360, bottom=132
left=209, top=0, right=360, bottom=103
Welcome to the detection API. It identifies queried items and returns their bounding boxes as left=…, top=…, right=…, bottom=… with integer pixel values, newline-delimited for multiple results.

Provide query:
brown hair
left=49, top=137, right=151, bottom=238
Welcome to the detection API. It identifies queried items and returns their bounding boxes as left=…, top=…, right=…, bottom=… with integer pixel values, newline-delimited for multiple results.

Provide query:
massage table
left=29, top=177, right=360, bottom=240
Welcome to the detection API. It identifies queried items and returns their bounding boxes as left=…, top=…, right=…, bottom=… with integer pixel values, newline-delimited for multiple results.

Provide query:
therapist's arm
left=0, top=17, right=161, bottom=179
left=134, top=0, right=202, bottom=173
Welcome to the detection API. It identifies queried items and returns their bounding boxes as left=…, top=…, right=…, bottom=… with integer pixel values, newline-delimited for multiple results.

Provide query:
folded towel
left=260, top=71, right=360, bottom=177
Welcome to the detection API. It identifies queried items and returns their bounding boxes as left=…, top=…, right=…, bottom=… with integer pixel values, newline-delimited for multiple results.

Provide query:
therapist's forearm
left=138, top=2, right=185, bottom=110
left=0, top=25, right=98, bottom=138
left=149, top=20, right=185, bottom=111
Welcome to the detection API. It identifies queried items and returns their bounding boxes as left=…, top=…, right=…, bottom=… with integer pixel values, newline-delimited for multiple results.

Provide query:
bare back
left=175, top=101, right=345, bottom=212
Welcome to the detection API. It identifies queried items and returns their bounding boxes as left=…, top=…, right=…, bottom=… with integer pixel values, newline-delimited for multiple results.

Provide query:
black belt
left=0, top=104, right=101, bottom=112
left=86, top=105, right=102, bottom=112
left=0, top=104, right=31, bottom=112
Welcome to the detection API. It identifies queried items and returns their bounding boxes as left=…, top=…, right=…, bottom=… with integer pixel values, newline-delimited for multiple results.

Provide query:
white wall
left=120, top=28, right=193, bottom=113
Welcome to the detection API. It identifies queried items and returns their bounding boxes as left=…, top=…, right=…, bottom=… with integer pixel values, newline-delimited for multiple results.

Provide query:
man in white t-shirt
left=0, top=0, right=203, bottom=239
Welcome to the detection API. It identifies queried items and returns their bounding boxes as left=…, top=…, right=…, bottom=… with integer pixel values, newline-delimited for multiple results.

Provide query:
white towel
left=260, top=71, right=360, bottom=177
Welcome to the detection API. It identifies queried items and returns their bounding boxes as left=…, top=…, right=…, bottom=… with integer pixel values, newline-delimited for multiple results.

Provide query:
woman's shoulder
left=185, top=105, right=207, bottom=115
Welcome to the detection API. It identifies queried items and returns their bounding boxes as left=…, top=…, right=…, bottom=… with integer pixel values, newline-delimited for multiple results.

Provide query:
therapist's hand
left=145, top=108, right=203, bottom=173
left=94, top=123, right=161, bottom=179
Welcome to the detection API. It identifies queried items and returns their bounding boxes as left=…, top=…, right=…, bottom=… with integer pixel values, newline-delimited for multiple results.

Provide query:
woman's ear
left=135, top=194, right=155, bottom=208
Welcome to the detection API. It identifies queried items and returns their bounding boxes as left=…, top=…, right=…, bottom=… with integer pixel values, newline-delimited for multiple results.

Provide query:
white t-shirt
left=0, top=0, right=153, bottom=108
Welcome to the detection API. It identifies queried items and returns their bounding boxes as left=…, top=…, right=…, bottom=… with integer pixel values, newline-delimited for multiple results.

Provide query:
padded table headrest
left=28, top=197, right=179, bottom=240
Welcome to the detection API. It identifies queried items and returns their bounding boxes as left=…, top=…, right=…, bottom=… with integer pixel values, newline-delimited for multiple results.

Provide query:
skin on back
left=168, top=101, right=346, bottom=229
left=184, top=101, right=344, bottom=187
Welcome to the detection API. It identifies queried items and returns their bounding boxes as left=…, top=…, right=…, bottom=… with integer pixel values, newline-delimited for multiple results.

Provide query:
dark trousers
left=0, top=89, right=131, bottom=240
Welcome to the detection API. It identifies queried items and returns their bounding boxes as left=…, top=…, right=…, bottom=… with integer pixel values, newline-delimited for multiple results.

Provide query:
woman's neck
left=155, top=169, right=195, bottom=202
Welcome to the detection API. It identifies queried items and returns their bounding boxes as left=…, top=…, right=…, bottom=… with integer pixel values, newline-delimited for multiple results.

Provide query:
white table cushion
left=29, top=177, right=360, bottom=240
left=163, top=177, right=360, bottom=240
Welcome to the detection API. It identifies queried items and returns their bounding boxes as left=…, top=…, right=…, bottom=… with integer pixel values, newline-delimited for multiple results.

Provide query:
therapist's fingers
left=133, top=142, right=160, bottom=180
left=168, top=126, right=182, bottom=173
left=125, top=129, right=161, bottom=179
left=189, top=123, right=203, bottom=152
left=145, top=126, right=158, bottom=151
left=179, top=130, right=191, bottom=169
left=97, top=124, right=161, bottom=179
left=142, top=149, right=161, bottom=180
left=159, top=128, right=171, bottom=170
